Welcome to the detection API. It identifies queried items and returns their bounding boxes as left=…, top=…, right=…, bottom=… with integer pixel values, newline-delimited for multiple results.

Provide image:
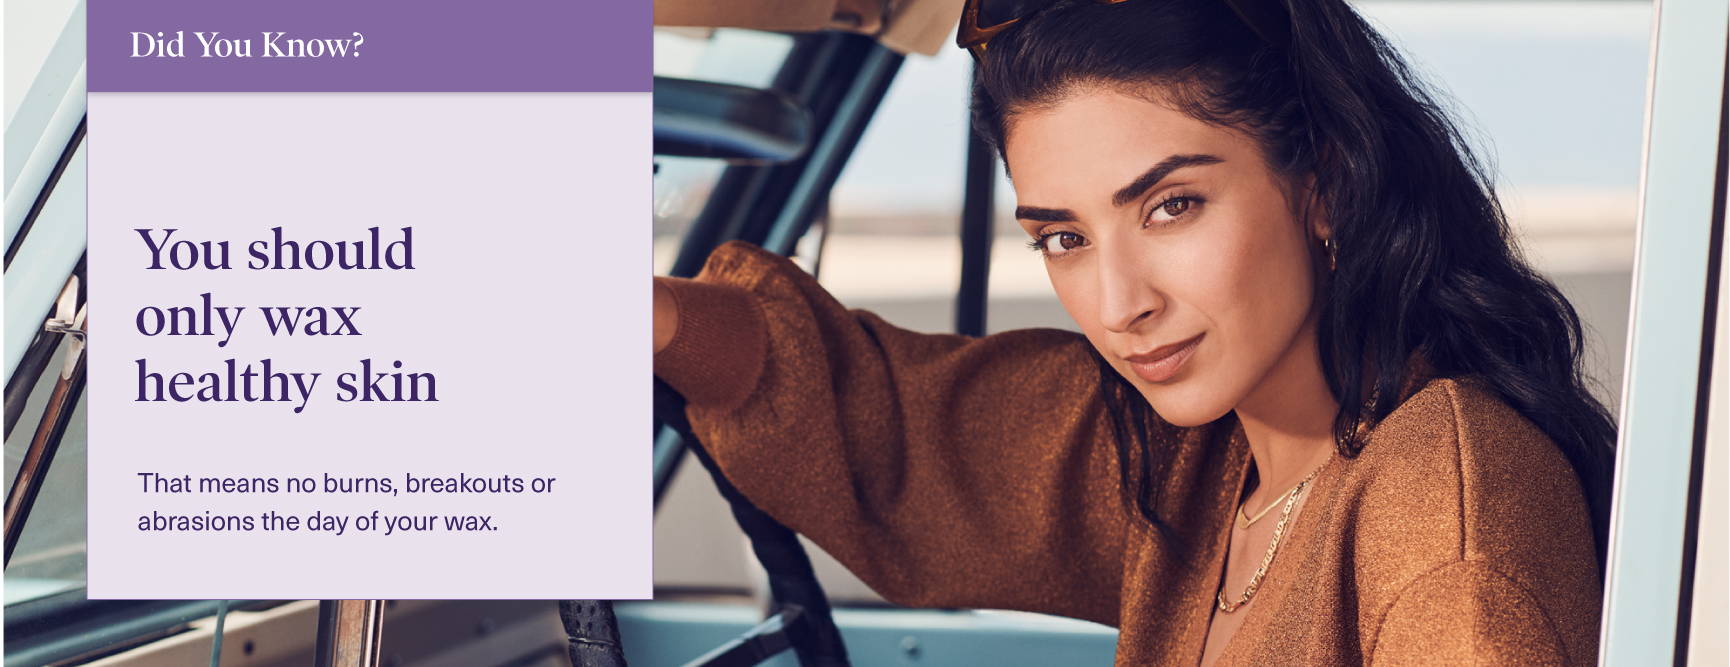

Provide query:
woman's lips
left=1124, top=333, right=1204, bottom=384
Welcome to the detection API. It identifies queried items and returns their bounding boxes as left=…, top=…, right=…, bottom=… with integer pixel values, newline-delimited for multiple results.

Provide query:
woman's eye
left=1147, top=195, right=1203, bottom=226
left=1026, top=231, right=1088, bottom=257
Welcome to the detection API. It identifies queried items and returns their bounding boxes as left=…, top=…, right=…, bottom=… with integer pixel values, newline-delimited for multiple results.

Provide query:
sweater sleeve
left=654, top=240, right=1130, bottom=627
left=1369, top=560, right=1573, bottom=666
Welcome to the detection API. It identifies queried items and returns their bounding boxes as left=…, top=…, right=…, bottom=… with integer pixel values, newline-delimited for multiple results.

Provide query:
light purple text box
left=86, top=93, right=651, bottom=599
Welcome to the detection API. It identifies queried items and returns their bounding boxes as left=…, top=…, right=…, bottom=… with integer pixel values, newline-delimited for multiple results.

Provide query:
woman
left=652, top=0, right=1614, bottom=663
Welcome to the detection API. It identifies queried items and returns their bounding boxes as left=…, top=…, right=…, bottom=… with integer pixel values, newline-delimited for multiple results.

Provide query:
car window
left=4, top=147, right=88, bottom=609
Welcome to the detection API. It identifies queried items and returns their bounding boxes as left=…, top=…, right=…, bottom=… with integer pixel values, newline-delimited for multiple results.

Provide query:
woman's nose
left=1096, top=242, right=1164, bottom=333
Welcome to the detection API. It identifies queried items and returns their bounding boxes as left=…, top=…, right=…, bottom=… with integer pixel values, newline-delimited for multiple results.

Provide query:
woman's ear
left=1313, top=216, right=1332, bottom=243
left=1295, top=172, right=1330, bottom=241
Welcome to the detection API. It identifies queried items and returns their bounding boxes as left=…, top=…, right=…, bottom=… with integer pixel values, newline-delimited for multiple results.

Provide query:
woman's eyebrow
left=1014, top=153, right=1225, bottom=222
left=1016, top=206, right=1077, bottom=222
left=1111, top=153, right=1224, bottom=206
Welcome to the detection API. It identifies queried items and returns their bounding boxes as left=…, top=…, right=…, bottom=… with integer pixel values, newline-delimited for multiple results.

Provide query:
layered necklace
left=1216, top=454, right=1333, bottom=613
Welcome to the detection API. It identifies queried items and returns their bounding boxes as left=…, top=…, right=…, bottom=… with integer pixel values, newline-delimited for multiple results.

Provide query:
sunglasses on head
left=956, top=0, right=1292, bottom=63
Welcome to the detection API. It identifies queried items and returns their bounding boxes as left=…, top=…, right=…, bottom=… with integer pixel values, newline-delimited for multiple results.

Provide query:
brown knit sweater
left=653, top=240, right=1602, bottom=665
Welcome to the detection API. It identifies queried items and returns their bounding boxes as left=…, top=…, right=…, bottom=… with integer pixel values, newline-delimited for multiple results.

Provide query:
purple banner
left=88, top=0, right=649, bottom=92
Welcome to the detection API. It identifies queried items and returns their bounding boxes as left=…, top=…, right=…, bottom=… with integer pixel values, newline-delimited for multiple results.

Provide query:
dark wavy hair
left=968, top=0, right=1618, bottom=565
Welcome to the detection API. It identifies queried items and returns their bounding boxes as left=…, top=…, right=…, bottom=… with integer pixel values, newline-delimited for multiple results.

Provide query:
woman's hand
left=653, top=278, right=678, bottom=355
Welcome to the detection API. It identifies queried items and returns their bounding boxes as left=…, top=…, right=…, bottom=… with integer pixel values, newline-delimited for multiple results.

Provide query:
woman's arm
left=653, top=240, right=1131, bottom=626
left=1369, top=560, right=1577, bottom=665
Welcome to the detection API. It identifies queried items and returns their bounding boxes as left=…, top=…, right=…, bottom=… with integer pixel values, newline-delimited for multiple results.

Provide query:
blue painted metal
left=1598, top=0, right=1728, bottom=663
left=616, top=601, right=1117, bottom=666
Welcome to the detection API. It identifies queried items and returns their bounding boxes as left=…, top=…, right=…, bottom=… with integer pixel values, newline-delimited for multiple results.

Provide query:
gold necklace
left=1235, top=481, right=1300, bottom=530
left=1216, top=458, right=1330, bottom=614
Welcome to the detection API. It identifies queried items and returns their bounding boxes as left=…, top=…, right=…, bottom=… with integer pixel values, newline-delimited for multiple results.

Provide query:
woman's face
left=1003, top=85, right=1327, bottom=427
